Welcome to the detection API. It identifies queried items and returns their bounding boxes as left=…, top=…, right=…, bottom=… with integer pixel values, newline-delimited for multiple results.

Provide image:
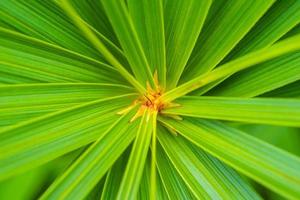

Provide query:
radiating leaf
left=0, top=95, right=136, bottom=181
left=40, top=105, right=139, bottom=200
left=101, top=0, right=154, bottom=86
left=162, top=34, right=300, bottom=102
left=0, top=28, right=125, bottom=84
left=58, top=0, right=146, bottom=93
left=209, top=51, right=300, bottom=97
left=164, top=0, right=211, bottom=88
left=128, top=0, right=166, bottom=87
left=164, top=96, right=300, bottom=127
left=101, top=148, right=131, bottom=200
left=0, top=0, right=102, bottom=60
left=157, top=125, right=260, bottom=199
left=0, top=83, right=135, bottom=126
left=117, top=110, right=154, bottom=200
left=160, top=117, right=300, bottom=199
left=224, top=0, right=300, bottom=61
left=136, top=155, right=168, bottom=200
left=181, top=0, right=274, bottom=82
left=156, top=143, right=196, bottom=200
left=262, top=80, right=300, bottom=98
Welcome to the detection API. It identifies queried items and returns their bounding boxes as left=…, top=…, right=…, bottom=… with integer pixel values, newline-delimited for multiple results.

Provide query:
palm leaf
left=164, top=96, right=300, bottom=126
left=160, top=117, right=300, bottom=199
left=1, top=1, right=300, bottom=199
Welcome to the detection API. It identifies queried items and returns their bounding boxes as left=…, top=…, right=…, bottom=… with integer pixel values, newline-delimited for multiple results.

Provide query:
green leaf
left=157, top=125, right=260, bottom=199
left=262, top=80, right=300, bottom=98
left=101, top=149, right=129, bottom=200
left=223, top=0, right=300, bottom=61
left=0, top=28, right=126, bottom=84
left=136, top=155, right=168, bottom=200
left=40, top=105, right=139, bottom=200
left=0, top=0, right=102, bottom=60
left=209, top=51, right=300, bottom=97
left=128, top=0, right=166, bottom=87
left=57, top=0, right=146, bottom=94
left=69, top=0, right=119, bottom=46
left=162, top=34, right=300, bottom=102
left=156, top=143, right=196, bottom=200
left=160, top=117, right=300, bottom=199
left=193, top=0, right=300, bottom=96
left=181, top=0, right=274, bottom=82
left=101, top=0, right=155, bottom=86
left=117, top=110, right=154, bottom=200
left=150, top=112, right=157, bottom=200
left=188, top=144, right=261, bottom=200
left=0, top=95, right=136, bottom=181
left=164, top=0, right=211, bottom=88
left=0, top=83, right=135, bottom=127
left=164, top=96, right=300, bottom=127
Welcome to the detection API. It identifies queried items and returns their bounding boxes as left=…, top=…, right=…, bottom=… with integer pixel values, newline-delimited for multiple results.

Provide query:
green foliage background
left=0, top=0, right=300, bottom=199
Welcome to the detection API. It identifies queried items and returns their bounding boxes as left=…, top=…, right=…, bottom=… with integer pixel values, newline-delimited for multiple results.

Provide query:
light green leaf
left=160, top=117, right=300, bottom=199
left=0, top=95, right=136, bottom=181
left=117, top=110, right=154, bottom=200
left=136, top=156, right=168, bottom=200
left=164, top=96, right=300, bottom=127
left=101, top=0, right=155, bottom=87
left=0, top=28, right=126, bottom=84
left=193, top=0, right=300, bottom=96
left=128, top=0, right=166, bottom=87
left=157, top=125, right=260, bottom=199
left=0, top=83, right=135, bottom=127
left=156, top=143, right=196, bottom=200
left=181, top=0, right=274, bottom=82
left=69, top=0, right=119, bottom=46
left=162, top=34, right=300, bottom=102
left=164, top=0, right=211, bottom=88
left=0, top=0, right=102, bottom=60
left=57, top=0, right=146, bottom=94
left=188, top=144, right=261, bottom=200
left=224, top=0, right=300, bottom=61
left=101, top=149, right=129, bottom=200
left=209, top=51, right=300, bottom=97
left=40, top=105, right=139, bottom=200
left=262, top=80, right=300, bottom=98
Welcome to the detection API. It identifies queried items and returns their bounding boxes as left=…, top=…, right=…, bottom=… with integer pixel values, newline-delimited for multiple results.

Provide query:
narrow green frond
left=224, top=0, right=300, bottom=61
left=68, top=0, right=119, bottom=46
left=163, top=96, right=300, bottom=127
left=156, top=143, right=196, bottom=200
left=189, top=145, right=261, bottom=200
left=128, top=0, right=166, bottom=87
left=0, top=0, right=103, bottom=59
left=58, top=0, right=146, bottom=94
left=157, top=125, right=260, bottom=199
left=101, top=0, right=155, bottom=87
left=162, top=34, right=300, bottom=102
left=101, top=149, right=129, bottom=200
left=0, top=83, right=135, bottom=126
left=117, top=110, right=154, bottom=200
left=137, top=156, right=168, bottom=200
left=160, top=117, right=300, bottom=199
left=150, top=112, right=157, bottom=200
left=164, top=0, right=211, bottom=88
left=40, top=106, right=139, bottom=200
left=209, top=51, right=300, bottom=97
left=181, top=0, right=274, bottom=82
left=0, top=28, right=126, bottom=84
left=262, top=80, right=300, bottom=98
left=0, top=95, right=136, bottom=181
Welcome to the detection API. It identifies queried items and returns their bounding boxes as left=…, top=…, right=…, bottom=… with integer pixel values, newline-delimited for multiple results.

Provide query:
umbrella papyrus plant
left=0, top=0, right=300, bottom=199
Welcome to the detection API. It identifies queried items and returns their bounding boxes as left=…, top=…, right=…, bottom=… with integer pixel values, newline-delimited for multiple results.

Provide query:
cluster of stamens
left=118, top=71, right=180, bottom=122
